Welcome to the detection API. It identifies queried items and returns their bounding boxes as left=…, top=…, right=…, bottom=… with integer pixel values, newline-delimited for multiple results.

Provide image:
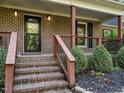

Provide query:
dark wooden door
left=24, top=15, right=41, bottom=52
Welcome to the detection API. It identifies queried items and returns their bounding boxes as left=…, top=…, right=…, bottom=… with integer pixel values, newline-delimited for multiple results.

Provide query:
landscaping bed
left=71, top=45, right=124, bottom=93
left=76, top=70, right=124, bottom=92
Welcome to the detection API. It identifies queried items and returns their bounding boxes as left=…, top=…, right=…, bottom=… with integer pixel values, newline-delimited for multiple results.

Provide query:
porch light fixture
left=47, top=15, right=51, bottom=21
left=14, top=11, right=18, bottom=17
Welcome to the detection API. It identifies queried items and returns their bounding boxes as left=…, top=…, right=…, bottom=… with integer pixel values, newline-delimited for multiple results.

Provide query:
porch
left=0, top=0, right=124, bottom=93
left=0, top=0, right=123, bottom=55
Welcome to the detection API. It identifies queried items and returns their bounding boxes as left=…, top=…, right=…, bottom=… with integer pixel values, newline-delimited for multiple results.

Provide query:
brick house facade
left=0, top=7, right=102, bottom=54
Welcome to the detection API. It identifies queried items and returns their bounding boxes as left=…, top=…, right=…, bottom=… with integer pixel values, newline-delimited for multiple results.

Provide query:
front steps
left=13, top=55, right=72, bottom=93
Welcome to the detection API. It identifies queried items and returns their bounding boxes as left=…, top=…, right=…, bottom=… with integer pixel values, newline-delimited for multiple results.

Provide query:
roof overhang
left=102, top=24, right=124, bottom=29
left=47, top=0, right=124, bottom=15
left=0, top=0, right=124, bottom=22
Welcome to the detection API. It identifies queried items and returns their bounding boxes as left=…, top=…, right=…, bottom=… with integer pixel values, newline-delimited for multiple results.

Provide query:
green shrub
left=91, top=70, right=105, bottom=77
left=88, top=55, right=94, bottom=70
left=92, top=45, right=113, bottom=73
left=115, top=47, right=124, bottom=69
left=0, top=48, right=7, bottom=88
left=113, top=67, right=121, bottom=71
left=71, top=47, right=88, bottom=74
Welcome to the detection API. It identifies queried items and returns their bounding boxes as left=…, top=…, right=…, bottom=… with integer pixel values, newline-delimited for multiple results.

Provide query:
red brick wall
left=0, top=7, right=71, bottom=54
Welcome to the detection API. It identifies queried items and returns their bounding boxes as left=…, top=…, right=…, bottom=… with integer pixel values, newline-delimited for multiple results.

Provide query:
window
left=103, top=29, right=112, bottom=39
left=76, top=22, right=87, bottom=47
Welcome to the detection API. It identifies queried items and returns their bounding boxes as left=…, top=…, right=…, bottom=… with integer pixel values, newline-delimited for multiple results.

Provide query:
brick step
left=15, top=61, right=58, bottom=68
left=43, top=89, right=72, bottom=93
left=14, top=80, right=68, bottom=93
left=15, top=66, right=61, bottom=75
left=14, top=72, right=64, bottom=84
left=17, top=55, right=55, bottom=61
left=16, top=59, right=57, bottom=63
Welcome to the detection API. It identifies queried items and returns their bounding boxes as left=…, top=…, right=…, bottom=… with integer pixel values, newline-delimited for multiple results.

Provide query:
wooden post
left=67, top=59, right=75, bottom=88
left=96, top=38, right=99, bottom=45
left=5, top=65, right=14, bottom=93
left=71, top=5, right=76, bottom=48
left=118, top=16, right=123, bottom=46
left=53, top=35, right=59, bottom=57
left=53, top=36, right=57, bottom=57
left=98, top=38, right=102, bottom=45
left=5, top=32, right=17, bottom=93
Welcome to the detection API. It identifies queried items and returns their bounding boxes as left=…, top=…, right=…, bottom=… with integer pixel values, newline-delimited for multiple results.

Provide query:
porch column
left=118, top=16, right=123, bottom=45
left=71, top=5, right=76, bottom=48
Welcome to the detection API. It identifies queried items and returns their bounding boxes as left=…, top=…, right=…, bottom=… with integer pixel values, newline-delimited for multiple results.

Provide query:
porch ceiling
left=1, top=0, right=117, bottom=22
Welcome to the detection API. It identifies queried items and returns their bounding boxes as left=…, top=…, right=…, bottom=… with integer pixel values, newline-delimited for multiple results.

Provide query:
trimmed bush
left=88, top=55, right=95, bottom=70
left=113, top=67, right=121, bottom=71
left=0, top=48, right=7, bottom=88
left=71, top=47, right=88, bottom=74
left=92, top=45, right=113, bottom=73
left=115, top=47, right=124, bottom=69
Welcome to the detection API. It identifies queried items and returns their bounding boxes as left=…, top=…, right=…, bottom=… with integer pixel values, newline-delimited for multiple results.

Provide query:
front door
left=24, top=15, right=41, bottom=52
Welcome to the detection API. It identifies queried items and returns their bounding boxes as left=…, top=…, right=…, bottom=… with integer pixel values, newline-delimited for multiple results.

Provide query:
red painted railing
left=60, top=35, right=102, bottom=50
left=3, top=32, right=17, bottom=93
left=53, top=35, right=76, bottom=87
left=60, top=35, right=123, bottom=53
left=61, top=35, right=102, bottom=45
left=102, top=39, right=122, bottom=53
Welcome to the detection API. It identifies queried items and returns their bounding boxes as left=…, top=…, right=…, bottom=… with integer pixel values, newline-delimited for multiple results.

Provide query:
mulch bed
left=76, top=70, right=124, bottom=93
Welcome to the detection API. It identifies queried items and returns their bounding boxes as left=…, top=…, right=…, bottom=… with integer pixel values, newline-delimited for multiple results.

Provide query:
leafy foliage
left=103, top=28, right=124, bottom=39
left=0, top=48, right=7, bottom=88
left=71, top=47, right=88, bottom=75
left=91, top=70, right=105, bottom=77
left=92, top=45, right=113, bottom=73
left=87, top=55, right=94, bottom=70
left=113, top=67, right=121, bottom=71
left=115, top=47, right=124, bottom=69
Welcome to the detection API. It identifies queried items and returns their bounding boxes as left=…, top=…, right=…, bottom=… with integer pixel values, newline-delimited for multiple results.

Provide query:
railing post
left=53, top=35, right=59, bottom=57
left=67, top=58, right=75, bottom=88
left=5, top=64, right=14, bottom=93
left=96, top=38, right=102, bottom=46
left=5, top=32, right=17, bottom=93
left=98, top=38, right=102, bottom=45
left=53, top=36, right=56, bottom=57
left=96, top=38, right=99, bottom=45
left=117, top=16, right=123, bottom=46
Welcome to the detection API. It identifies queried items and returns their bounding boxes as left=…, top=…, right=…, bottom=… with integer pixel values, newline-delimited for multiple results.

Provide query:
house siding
left=0, top=7, right=102, bottom=54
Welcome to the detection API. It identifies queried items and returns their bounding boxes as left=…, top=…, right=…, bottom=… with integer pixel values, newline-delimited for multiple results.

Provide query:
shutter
left=87, top=22, right=93, bottom=48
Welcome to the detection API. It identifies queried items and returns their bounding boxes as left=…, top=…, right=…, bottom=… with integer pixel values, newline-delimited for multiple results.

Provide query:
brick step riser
left=16, top=59, right=58, bottom=63
left=15, top=64, right=58, bottom=68
left=14, top=77, right=64, bottom=85
left=14, top=85, right=68, bottom=93
left=15, top=70, right=62, bottom=76
left=16, top=60, right=57, bottom=63
left=14, top=56, right=70, bottom=93
left=16, top=57, right=56, bottom=61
